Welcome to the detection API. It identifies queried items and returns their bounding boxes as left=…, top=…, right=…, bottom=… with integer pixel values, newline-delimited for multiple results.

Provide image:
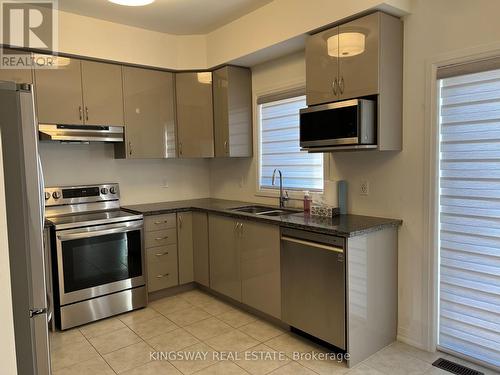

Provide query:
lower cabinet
left=145, top=211, right=280, bottom=319
left=144, top=213, right=179, bottom=292
left=209, top=215, right=241, bottom=301
left=193, top=212, right=210, bottom=287
left=177, top=212, right=194, bottom=284
left=240, top=220, right=281, bottom=319
left=208, top=214, right=281, bottom=318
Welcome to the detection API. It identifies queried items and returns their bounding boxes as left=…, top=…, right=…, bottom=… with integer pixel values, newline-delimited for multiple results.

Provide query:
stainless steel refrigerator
left=0, top=81, right=51, bottom=374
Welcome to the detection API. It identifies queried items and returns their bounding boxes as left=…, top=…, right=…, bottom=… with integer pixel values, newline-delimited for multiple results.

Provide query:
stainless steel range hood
left=38, top=124, right=124, bottom=143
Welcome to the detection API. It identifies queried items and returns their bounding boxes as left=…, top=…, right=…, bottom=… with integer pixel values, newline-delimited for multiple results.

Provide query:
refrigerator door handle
left=29, top=308, right=47, bottom=318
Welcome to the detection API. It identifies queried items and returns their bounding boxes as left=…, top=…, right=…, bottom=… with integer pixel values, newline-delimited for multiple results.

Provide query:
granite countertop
left=122, top=198, right=402, bottom=238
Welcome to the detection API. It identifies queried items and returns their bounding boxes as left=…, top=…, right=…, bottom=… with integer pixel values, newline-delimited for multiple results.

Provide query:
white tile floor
left=49, top=289, right=498, bottom=375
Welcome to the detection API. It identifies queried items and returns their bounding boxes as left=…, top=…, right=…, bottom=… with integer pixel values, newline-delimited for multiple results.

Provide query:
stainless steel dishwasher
left=281, top=228, right=346, bottom=350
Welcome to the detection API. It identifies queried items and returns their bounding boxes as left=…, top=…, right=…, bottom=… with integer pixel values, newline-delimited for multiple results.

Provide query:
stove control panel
left=44, top=183, right=120, bottom=207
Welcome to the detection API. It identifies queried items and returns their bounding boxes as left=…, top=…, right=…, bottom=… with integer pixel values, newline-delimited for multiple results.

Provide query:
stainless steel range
left=45, top=183, right=147, bottom=330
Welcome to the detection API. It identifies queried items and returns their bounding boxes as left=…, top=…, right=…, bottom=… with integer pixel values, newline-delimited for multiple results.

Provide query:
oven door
left=55, top=220, right=144, bottom=306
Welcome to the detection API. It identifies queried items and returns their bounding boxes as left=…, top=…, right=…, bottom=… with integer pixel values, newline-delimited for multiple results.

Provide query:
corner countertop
left=122, top=198, right=402, bottom=238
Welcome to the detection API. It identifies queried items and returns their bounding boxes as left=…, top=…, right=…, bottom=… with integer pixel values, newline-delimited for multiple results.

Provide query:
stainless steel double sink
left=230, top=205, right=299, bottom=217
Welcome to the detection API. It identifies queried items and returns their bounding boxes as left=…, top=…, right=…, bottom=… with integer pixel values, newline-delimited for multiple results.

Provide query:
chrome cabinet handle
left=178, top=215, right=183, bottom=228
left=78, top=106, right=83, bottom=120
left=155, top=251, right=169, bottom=257
left=179, top=142, right=183, bottom=156
left=234, top=222, right=239, bottom=231
left=128, top=141, right=133, bottom=156
left=224, top=140, right=229, bottom=154
left=156, top=273, right=170, bottom=278
left=332, top=78, right=338, bottom=95
left=154, top=220, right=168, bottom=225
left=339, top=77, right=345, bottom=94
left=85, top=106, right=89, bottom=121
left=155, top=236, right=168, bottom=241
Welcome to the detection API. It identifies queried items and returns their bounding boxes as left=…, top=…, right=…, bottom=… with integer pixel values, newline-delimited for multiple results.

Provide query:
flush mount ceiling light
left=108, top=0, right=155, bottom=6
left=327, top=32, right=365, bottom=57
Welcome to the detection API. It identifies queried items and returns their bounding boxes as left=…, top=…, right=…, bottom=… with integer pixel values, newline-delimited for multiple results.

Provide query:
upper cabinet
left=176, top=72, right=214, bottom=158
left=34, top=56, right=85, bottom=125
left=81, top=60, right=124, bottom=126
left=213, top=66, right=253, bottom=158
left=34, top=56, right=124, bottom=126
left=118, top=66, right=176, bottom=159
left=0, top=49, right=33, bottom=84
left=306, top=12, right=402, bottom=105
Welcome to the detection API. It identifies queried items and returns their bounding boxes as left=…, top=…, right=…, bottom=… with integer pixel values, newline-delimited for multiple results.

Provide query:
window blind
left=259, top=95, right=323, bottom=191
left=438, top=68, right=500, bottom=369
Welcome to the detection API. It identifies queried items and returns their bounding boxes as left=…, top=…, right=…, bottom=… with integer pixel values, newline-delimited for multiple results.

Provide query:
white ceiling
left=57, top=0, right=274, bottom=35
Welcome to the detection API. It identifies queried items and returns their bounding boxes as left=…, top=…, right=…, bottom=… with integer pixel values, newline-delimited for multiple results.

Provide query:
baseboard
left=397, top=333, right=427, bottom=351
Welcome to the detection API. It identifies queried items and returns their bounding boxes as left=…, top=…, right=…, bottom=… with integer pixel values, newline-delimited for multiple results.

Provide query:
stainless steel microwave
left=299, top=99, right=376, bottom=151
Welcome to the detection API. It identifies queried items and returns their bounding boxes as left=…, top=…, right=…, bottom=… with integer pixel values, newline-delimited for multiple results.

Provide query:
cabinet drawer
left=145, top=228, right=177, bottom=248
left=146, top=244, right=177, bottom=264
left=145, top=214, right=176, bottom=231
left=147, top=260, right=178, bottom=292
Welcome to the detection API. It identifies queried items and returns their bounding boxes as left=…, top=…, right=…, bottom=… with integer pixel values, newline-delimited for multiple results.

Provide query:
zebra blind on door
left=438, top=68, right=500, bottom=369
left=258, top=95, right=323, bottom=191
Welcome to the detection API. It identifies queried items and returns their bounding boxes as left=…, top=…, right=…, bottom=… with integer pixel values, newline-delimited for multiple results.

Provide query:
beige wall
left=2, top=2, right=411, bottom=70
left=210, top=0, right=500, bottom=350
left=206, top=0, right=410, bottom=66
left=0, top=133, right=18, bottom=375
left=58, top=10, right=207, bottom=70
left=39, top=143, right=210, bottom=205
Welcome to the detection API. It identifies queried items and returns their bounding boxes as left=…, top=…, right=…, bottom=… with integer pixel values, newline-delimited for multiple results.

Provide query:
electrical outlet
left=360, top=181, right=369, bottom=196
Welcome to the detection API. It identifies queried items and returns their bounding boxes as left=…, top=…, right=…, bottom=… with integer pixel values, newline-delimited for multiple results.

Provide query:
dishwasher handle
left=281, top=236, right=344, bottom=254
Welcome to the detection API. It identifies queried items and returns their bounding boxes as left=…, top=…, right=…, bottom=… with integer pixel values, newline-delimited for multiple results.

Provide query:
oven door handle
left=57, top=224, right=142, bottom=241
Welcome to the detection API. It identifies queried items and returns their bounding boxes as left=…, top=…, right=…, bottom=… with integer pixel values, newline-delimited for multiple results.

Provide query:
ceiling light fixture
left=108, top=0, right=155, bottom=6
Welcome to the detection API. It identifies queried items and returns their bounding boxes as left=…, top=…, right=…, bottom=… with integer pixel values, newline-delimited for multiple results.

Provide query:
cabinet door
left=176, top=72, right=214, bottom=158
left=338, top=12, right=380, bottom=100
left=34, top=56, right=84, bottom=125
left=122, top=66, right=176, bottom=158
left=0, top=49, right=32, bottom=84
left=177, top=212, right=194, bottom=285
left=193, top=212, right=210, bottom=287
left=213, top=66, right=253, bottom=158
left=240, top=220, right=281, bottom=318
left=213, top=67, right=230, bottom=157
left=81, top=60, right=124, bottom=126
left=209, top=214, right=241, bottom=301
left=306, top=26, right=339, bottom=106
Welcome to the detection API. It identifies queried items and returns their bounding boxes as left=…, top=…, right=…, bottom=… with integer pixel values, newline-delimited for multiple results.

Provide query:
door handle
left=78, top=106, right=83, bottom=121
left=179, top=142, right=183, bottom=156
left=281, top=236, right=344, bottom=253
left=128, top=141, right=133, bottom=156
left=154, top=220, right=168, bottom=225
left=156, top=273, right=170, bottom=278
left=85, top=106, right=89, bottom=121
left=224, top=140, right=229, bottom=154
left=332, top=78, right=338, bottom=95
left=178, top=215, right=183, bottom=228
left=155, top=236, right=169, bottom=241
left=339, top=77, right=345, bottom=94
